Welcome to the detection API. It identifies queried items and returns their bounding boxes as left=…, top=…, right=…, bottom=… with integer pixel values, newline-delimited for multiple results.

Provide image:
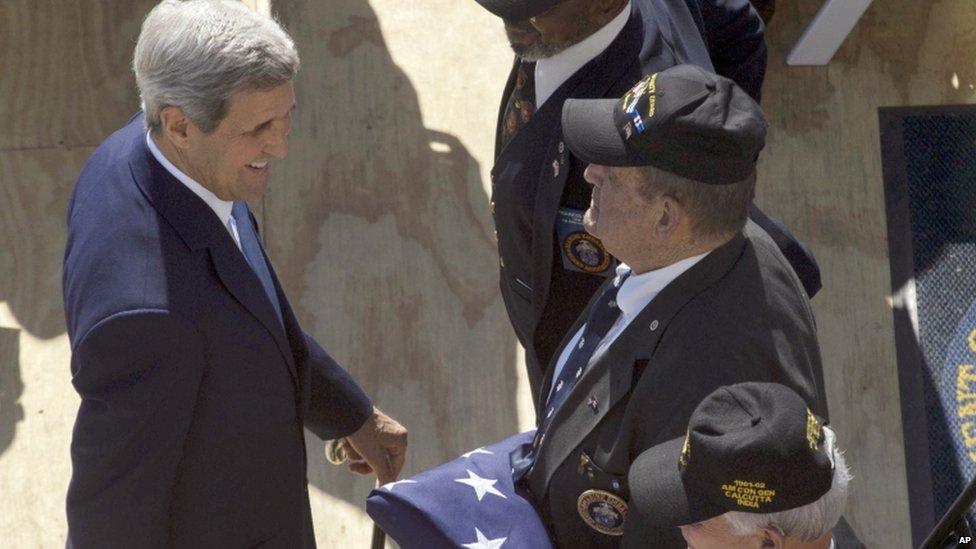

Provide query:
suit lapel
left=494, top=57, right=520, bottom=159
left=129, top=128, right=298, bottom=385
left=530, top=233, right=749, bottom=497
left=209, top=240, right=299, bottom=384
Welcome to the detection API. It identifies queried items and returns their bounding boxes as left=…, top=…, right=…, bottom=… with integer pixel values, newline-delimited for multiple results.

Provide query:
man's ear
left=654, top=196, right=682, bottom=237
left=759, top=527, right=786, bottom=548
left=158, top=106, right=192, bottom=150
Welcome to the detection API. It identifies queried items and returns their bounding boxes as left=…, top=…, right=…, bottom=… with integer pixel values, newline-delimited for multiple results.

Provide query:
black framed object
left=880, top=104, right=976, bottom=546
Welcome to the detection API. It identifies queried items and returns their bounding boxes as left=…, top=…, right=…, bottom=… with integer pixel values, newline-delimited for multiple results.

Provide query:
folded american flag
left=366, top=430, right=554, bottom=549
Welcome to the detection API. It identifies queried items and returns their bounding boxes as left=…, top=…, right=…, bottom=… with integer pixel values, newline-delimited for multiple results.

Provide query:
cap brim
left=473, top=0, right=562, bottom=20
left=628, top=437, right=727, bottom=529
left=562, top=98, right=635, bottom=167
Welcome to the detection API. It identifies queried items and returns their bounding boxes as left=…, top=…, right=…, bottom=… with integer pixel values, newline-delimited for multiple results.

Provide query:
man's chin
left=233, top=179, right=268, bottom=203
left=510, top=42, right=565, bottom=62
left=583, top=218, right=599, bottom=238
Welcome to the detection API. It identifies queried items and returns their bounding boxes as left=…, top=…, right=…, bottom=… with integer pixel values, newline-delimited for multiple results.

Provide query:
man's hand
left=341, top=407, right=408, bottom=485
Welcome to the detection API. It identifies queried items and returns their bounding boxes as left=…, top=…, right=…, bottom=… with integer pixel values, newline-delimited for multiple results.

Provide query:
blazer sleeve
left=66, top=309, right=205, bottom=549
left=301, top=332, right=373, bottom=441
left=696, top=0, right=767, bottom=103
left=747, top=207, right=822, bottom=299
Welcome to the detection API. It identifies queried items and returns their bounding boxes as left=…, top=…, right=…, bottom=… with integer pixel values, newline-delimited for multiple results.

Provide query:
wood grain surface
left=0, top=1, right=151, bottom=150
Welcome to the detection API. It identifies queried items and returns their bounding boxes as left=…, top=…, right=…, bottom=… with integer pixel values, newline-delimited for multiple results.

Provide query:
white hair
left=133, top=0, right=299, bottom=133
left=723, top=427, right=852, bottom=542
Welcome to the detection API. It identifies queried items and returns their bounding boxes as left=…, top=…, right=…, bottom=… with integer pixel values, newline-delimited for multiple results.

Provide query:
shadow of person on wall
left=268, top=0, right=521, bottom=515
left=0, top=327, right=24, bottom=457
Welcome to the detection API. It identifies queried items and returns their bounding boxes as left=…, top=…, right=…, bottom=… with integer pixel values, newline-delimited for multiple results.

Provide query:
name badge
left=556, top=207, right=613, bottom=276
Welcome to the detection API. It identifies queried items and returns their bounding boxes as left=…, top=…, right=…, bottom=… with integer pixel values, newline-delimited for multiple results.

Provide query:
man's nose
left=583, top=164, right=605, bottom=187
left=265, top=122, right=290, bottom=159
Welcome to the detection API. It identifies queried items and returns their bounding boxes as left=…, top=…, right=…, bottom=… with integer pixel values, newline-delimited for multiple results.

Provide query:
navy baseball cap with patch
left=628, top=382, right=835, bottom=528
left=473, top=0, right=563, bottom=20
left=561, top=64, right=767, bottom=185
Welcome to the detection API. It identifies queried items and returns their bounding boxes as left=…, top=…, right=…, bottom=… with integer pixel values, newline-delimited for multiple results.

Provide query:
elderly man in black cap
left=507, top=64, right=830, bottom=548
left=473, top=0, right=821, bottom=409
left=630, top=382, right=859, bottom=548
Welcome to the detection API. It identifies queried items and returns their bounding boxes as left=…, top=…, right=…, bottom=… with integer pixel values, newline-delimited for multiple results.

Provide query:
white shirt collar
left=534, top=0, right=632, bottom=108
left=614, top=251, right=710, bottom=320
left=145, top=131, right=234, bottom=228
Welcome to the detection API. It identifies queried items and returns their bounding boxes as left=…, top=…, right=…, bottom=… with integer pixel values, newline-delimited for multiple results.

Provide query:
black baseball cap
left=628, top=382, right=835, bottom=528
left=473, top=0, right=563, bottom=20
left=561, top=64, right=767, bottom=185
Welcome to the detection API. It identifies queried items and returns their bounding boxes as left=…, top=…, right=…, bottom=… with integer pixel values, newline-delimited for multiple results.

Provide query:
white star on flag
left=462, top=528, right=507, bottom=549
left=462, top=447, right=493, bottom=459
left=454, top=470, right=508, bottom=501
left=382, top=479, right=418, bottom=491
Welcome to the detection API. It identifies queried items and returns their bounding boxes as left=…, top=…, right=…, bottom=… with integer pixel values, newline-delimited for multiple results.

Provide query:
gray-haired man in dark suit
left=509, top=64, right=831, bottom=548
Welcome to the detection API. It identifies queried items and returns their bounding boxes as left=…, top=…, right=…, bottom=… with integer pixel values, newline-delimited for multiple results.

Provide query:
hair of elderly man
left=133, top=0, right=300, bottom=134
left=635, top=165, right=756, bottom=239
left=723, top=427, right=853, bottom=542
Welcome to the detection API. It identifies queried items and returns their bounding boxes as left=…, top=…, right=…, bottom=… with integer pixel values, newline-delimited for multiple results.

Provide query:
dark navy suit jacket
left=62, top=114, right=373, bottom=548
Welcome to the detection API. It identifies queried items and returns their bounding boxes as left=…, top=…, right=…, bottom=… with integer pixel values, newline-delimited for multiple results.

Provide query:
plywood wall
left=758, top=0, right=976, bottom=546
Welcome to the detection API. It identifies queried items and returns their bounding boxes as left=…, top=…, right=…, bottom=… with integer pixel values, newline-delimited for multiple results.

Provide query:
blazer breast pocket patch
left=556, top=207, right=613, bottom=276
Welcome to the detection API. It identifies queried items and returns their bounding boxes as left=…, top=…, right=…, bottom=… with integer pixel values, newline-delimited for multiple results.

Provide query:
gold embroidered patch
left=721, top=479, right=777, bottom=510
left=679, top=430, right=691, bottom=468
left=806, top=408, right=822, bottom=450
left=577, top=489, right=628, bottom=536
left=620, top=73, right=659, bottom=119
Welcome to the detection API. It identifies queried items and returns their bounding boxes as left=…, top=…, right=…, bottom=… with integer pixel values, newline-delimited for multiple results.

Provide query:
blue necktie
left=511, top=274, right=624, bottom=482
left=232, top=201, right=283, bottom=327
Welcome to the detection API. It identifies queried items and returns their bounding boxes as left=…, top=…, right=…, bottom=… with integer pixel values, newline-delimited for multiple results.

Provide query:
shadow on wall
left=0, top=160, right=76, bottom=341
left=0, top=327, right=23, bottom=457
left=270, top=0, right=520, bottom=513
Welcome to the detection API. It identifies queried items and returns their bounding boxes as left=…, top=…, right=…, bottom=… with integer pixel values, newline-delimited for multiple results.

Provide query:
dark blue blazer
left=62, top=114, right=373, bottom=548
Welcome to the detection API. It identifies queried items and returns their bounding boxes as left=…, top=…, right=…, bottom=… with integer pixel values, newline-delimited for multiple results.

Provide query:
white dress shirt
left=145, top=131, right=242, bottom=250
left=534, top=1, right=632, bottom=108
left=548, top=252, right=709, bottom=402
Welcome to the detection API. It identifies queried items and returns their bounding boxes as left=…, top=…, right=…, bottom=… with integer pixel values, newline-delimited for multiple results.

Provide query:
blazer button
left=490, top=201, right=495, bottom=215
left=493, top=230, right=498, bottom=242
left=558, top=141, right=565, bottom=154
left=649, top=319, right=659, bottom=331
left=499, top=256, right=505, bottom=268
